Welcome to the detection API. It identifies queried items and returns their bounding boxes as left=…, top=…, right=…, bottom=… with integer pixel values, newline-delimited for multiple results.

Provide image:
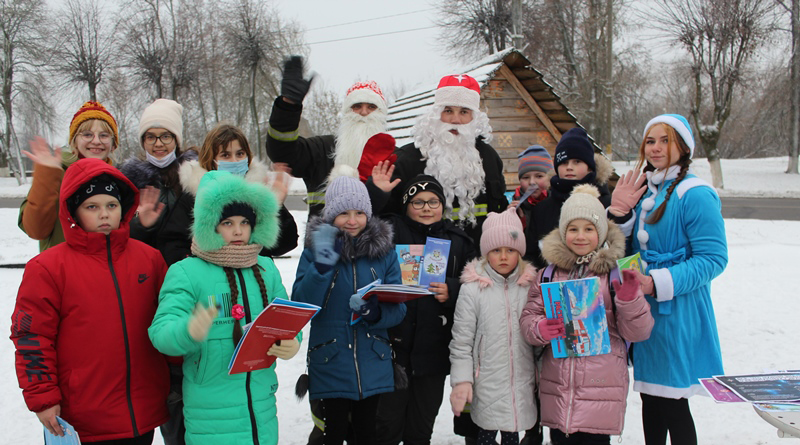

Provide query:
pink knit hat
left=480, top=208, right=526, bottom=257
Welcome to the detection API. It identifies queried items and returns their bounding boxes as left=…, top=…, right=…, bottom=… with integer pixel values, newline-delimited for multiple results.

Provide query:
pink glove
left=609, top=171, right=647, bottom=216
left=612, top=269, right=641, bottom=301
left=537, top=318, right=565, bottom=341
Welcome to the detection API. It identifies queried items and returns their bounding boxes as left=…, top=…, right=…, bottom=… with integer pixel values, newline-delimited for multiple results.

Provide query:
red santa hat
left=342, top=81, right=388, bottom=115
left=434, top=74, right=481, bottom=111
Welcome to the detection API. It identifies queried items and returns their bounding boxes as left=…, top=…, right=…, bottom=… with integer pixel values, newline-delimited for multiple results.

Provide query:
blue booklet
left=541, top=277, right=610, bottom=358
left=419, top=237, right=451, bottom=287
left=44, top=417, right=80, bottom=445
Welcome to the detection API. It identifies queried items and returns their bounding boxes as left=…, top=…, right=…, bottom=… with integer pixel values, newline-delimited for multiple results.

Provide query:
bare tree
left=303, top=84, right=342, bottom=136
left=1, top=0, right=49, bottom=182
left=776, top=0, right=799, bottom=173
left=52, top=0, right=114, bottom=101
left=653, top=0, right=779, bottom=188
left=436, top=0, right=516, bottom=60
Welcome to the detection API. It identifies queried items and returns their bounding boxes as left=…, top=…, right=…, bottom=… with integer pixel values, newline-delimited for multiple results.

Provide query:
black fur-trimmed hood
left=541, top=220, right=626, bottom=275
left=119, top=150, right=198, bottom=189
left=305, top=216, right=394, bottom=261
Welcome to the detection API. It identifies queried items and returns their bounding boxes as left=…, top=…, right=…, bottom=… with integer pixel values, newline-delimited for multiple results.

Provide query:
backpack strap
left=608, top=267, right=621, bottom=318
left=540, top=264, right=556, bottom=284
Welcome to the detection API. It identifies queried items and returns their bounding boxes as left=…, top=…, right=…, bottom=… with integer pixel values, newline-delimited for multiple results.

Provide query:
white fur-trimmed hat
left=643, top=114, right=695, bottom=158
left=342, top=81, right=388, bottom=115
left=434, top=74, right=481, bottom=111
left=138, top=98, right=184, bottom=149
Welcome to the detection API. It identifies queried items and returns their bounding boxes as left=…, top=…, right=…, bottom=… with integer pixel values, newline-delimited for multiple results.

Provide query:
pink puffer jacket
left=519, top=222, right=654, bottom=435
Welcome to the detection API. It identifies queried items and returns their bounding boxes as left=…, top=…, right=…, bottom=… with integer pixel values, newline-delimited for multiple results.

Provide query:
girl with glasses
left=19, top=101, right=119, bottom=251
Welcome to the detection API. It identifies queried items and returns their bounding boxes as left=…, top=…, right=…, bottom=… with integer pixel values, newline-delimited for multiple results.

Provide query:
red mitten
left=358, top=133, right=396, bottom=181
left=612, top=269, right=642, bottom=301
left=538, top=318, right=565, bottom=341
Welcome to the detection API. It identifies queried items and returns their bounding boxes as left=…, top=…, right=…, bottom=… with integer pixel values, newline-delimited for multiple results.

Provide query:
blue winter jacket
left=293, top=217, right=406, bottom=401
left=621, top=170, right=728, bottom=399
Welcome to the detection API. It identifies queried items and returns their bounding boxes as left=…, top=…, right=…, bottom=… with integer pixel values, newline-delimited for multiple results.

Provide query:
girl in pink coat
left=520, top=185, right=654, bottom=444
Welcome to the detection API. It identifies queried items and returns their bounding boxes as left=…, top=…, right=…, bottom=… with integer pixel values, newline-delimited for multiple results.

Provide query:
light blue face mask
left=216, top=159, right=249, bottom=176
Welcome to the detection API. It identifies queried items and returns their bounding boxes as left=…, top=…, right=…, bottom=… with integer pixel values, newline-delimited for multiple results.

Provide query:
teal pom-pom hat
left=192, top=170, right=280, bottom=251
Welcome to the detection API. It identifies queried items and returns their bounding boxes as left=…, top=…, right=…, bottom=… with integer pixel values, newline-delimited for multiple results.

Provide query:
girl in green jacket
left=149, top=171, right=301, bottom=445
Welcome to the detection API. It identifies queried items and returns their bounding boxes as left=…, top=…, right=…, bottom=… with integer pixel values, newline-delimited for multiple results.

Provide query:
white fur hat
left=434, top=74, right=481, bottom=111
left=342, top=81, right=388, bottom=115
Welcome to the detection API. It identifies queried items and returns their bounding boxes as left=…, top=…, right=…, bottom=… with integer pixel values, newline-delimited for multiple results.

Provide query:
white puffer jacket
left=450, top=258, right=539, bottom=432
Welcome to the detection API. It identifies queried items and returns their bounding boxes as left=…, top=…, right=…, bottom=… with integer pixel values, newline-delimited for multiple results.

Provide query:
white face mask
left=146, top=150, right=177, bottom=169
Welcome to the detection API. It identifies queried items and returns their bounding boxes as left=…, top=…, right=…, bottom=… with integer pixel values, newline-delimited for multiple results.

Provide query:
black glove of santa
left=281, top=55, right=314, bottom=104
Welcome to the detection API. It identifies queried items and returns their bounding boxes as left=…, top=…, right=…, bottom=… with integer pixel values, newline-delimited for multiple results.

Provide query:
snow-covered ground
left=1, top=157, right=799, bottom=444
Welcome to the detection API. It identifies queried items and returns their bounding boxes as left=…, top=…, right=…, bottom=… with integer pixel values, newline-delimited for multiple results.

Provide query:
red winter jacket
left=10, top=159, right=169, bottom=442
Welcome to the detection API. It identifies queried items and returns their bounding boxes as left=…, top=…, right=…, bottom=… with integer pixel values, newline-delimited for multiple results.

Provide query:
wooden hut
left=386, top=48, right=600, bottom=189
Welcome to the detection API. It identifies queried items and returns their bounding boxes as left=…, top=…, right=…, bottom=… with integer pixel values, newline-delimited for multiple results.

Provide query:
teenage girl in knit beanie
left=520, top=185, right=653, bottom=445
left=149, top=171, right=297, bottom=445
left=293, top=175, right=406, bottom=445
left=449, top=208, right=538, bottom=445
left=608, top=114, right=728, bottom=445
left=19, top=101, right=119, bottom=252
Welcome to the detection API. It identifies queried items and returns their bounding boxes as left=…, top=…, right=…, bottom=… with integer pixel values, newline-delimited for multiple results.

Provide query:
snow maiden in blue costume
left=608, top=114, right=728, bottom=445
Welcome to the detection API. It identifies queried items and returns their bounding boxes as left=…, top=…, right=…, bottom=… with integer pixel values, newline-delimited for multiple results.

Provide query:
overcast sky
left=272, top=0, right=449, bottom=100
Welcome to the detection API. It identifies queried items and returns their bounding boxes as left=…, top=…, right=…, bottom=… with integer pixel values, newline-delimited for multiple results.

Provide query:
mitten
left=349, top=294, right=381, bottom=322
left=609, top=170, right=647, bottom=216
left=312, top=224, right=340, bottom=272
left=450, top=382, right=473, bottom=416
left=357, top=133, right=396, bottom=182
left=537, top=318, right=565, bottom=341
left=280, top=56, right=314, bottom=103
left=188, top=304, right=218, bottom=342
left=612, top=269, right=642, bottom=302
left=268, top=338, right=301, bottom=360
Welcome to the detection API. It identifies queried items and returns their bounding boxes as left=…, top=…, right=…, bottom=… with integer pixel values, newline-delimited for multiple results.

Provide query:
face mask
left=146, top=150, right=177, bottom=169
left=216, top=159, right=249, bottom=176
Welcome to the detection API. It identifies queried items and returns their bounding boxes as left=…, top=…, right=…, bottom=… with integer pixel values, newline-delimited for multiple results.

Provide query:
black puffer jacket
left=383, top=214, right=476, bottom=376
left=383, top=140, right=508, bottom=246
left=120, top=151, right=198, bottom=265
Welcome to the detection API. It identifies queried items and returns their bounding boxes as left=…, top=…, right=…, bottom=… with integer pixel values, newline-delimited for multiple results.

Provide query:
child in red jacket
left=10, top=158, right=169, bottom=444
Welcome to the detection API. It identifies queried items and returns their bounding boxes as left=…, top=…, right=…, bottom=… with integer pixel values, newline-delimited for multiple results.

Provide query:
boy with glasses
left=374, top=175, right=476, bottom=445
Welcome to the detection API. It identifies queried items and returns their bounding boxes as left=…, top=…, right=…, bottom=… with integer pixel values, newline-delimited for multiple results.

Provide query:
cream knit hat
left=138, top=99, right=184, bottom=149
left=559, top=184, right=608, bottom=246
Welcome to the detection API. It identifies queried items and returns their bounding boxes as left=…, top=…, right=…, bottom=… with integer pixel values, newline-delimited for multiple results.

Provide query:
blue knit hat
left=643, top=114, right=696, bottom=158
left=517, top=145, right=553, bottom=178
left=323, top=176, right=372, bottom=223
left=554, top=128, right=595, bottom=172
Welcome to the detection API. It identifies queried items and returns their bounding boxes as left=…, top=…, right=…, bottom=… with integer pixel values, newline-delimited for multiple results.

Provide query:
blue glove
left=349, top=295, right=381, bottom=323
left=312, top=224, right=340, bottom=272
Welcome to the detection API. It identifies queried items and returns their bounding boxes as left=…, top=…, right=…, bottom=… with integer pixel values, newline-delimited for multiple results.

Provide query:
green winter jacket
left=149, top=255, right=292, bottom=445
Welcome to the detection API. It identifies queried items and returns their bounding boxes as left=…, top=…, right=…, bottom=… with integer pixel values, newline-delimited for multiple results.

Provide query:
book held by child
left=541, top=277, right=611, bottom=358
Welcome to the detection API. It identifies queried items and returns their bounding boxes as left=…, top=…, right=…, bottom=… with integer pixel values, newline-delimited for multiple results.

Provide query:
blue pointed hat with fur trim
left=192, top=170, right=279, bottom=251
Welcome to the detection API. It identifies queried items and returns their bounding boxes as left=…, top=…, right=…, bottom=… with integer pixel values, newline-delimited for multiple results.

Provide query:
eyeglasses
left=79, top=132, right=113, bottom=144
left=143, top=133, right=175, bottom=146
left=410, top=199, right=441, bottom=210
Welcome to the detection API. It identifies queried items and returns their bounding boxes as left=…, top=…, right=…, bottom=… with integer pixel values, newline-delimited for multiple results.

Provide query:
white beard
left=416, top=117, right=487, bottom=226
left=332, top=108, right=387, bottom=171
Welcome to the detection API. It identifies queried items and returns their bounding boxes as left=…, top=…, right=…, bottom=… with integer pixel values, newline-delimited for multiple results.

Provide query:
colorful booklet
left=419, top=237, right=451, bottom=287
left=713, top=372, right=800, bottom=403
left=541, top=277, right=611, bottom=358
left=44, top=417, right=80, bottom=445
left=616, top=253, right=644, bottom=281
left=350, top=279, right=434, bottom=324
left=700, top=378, right=745, bottom=403
left=396, top=244, right=424, bottom=285
left=228, top=298, right=320, bottom=375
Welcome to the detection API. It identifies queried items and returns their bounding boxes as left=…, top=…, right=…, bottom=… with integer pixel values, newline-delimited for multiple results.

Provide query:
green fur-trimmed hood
left=192, top=170, right=279, bottom=251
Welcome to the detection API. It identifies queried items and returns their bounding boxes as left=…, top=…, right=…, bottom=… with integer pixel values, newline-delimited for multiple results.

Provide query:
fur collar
left=119, top=150, right=198, bottom=189
left=460, top=258, right=537, bottom=289
left=179, top=157, right=272, bottom=196
left=594, top=153, right=613, bottom=185
left=305, top=216, right=394, bottom=261
left=540, top=220, right=626, bottom=275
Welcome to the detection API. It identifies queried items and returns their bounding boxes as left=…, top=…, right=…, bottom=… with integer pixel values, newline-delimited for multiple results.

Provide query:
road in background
left=2, top=196, right=798, bottom=220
